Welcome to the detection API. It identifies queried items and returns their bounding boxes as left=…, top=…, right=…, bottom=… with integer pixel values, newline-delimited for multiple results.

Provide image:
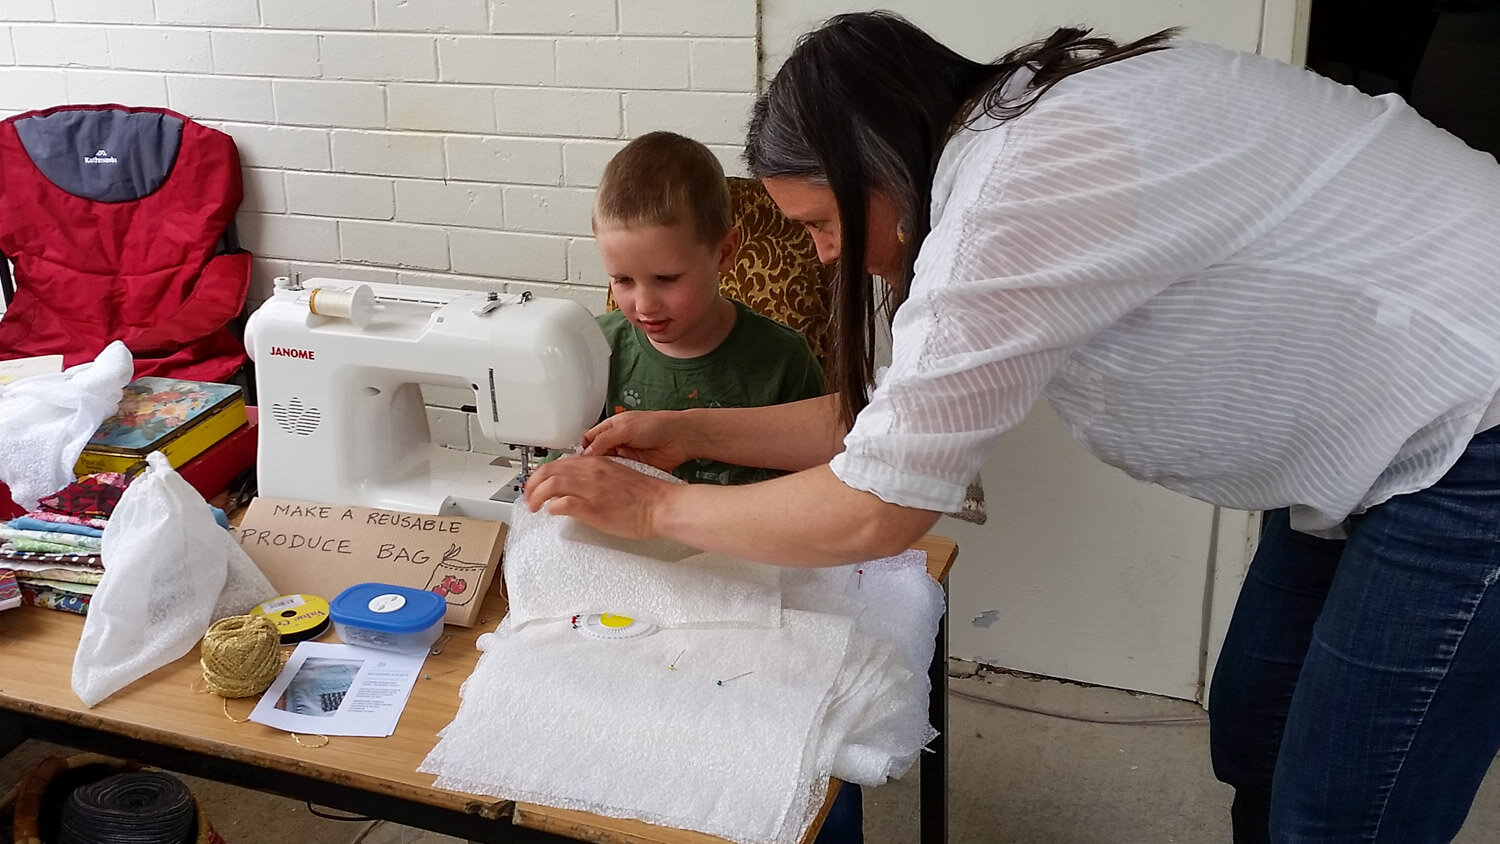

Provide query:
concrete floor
left=5, top=664, right=1500, bottom=843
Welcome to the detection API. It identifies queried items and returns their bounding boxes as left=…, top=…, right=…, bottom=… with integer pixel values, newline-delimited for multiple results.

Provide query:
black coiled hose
left=56, top=771, right=195, bottom=844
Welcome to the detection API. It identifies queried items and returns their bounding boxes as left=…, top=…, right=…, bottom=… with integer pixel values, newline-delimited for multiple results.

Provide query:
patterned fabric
left=0, top=526, right=103, bottom=550
left=720, top=177, right=835, bottom=364
left=20, top=511, right=110, bottom=530
left=2, top=563, right=100, bottom=584
left=19, top=580, right=92, bottom=614
left=0, top=568, right=18, bottom=610
left=606, top=177, right=835, bottom=366
left=7, top=537, right=91, bottom=553
left=0, top=549, right=102, bottom=567
left=10, top=515, right=104, bottom=537
left=36, top=472, right=130, bottom=519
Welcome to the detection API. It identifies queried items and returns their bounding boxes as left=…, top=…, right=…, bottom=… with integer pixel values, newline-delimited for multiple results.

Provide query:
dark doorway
left=1305, top=0, right=1500, bottom=160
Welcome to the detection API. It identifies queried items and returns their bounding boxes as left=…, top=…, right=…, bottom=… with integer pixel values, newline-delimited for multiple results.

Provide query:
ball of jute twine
left=199, top=614, right=282, bottom=698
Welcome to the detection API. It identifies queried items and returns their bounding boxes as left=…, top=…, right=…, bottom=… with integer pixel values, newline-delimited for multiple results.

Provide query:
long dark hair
left=745, top=11, right=1176, bottom=428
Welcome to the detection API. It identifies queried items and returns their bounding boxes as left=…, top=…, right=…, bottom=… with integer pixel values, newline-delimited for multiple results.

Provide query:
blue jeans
left=813, top=782, right=863, bottom=844
left=1209, top=427, right=1500, bottom=842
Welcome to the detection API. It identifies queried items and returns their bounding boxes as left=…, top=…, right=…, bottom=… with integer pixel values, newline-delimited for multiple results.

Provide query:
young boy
left=592, top=131, right=826, bottom=486
left=593, top=130, right=862, bottom=843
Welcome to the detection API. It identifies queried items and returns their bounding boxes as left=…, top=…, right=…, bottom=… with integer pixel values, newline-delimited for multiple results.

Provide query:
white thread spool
left=307, top=284, right=376, bottom=328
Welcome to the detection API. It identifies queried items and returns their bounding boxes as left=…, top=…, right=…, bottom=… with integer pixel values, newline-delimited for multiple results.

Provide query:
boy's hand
left=522, top=455, right=672, bottom=540
left=581, top=410, right=692, bottom=472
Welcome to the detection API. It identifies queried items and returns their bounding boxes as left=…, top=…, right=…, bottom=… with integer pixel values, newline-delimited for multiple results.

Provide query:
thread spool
left=250, top=593, right=331, bottom=644
left=307, top=283, right=376, bottom=328
left=199, top=614, right=282, bottom=699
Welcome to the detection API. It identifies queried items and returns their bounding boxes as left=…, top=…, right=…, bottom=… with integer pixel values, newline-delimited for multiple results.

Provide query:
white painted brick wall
left=387, top=83, right=496, bottom=134
left=286, top=172, right=394, bottom=220
left=108, top=27, right=214, bottom=73
left=332, top=130, right=446, bottom=178
left=490, top=0, right=617, bottom=36
left=620, top=0, right=757, bottom=37
left=503, top=185, right=595, bottom=237
left=556, top=38, right=690, bottom=89
left=224, top=123, right=331, bottom=171
left=12, top=25, right=109, bottom=68
left=5, top=2, right=52, bottom=23
left=437, top=36, right=555, bottom=85
left=446, top=135, right=561, bottom=185
left=1, top=0, right=758, bottom=448
left=273, top=79, right=386, bottom=129
left=339, top=219, right=449, bottom=270
left=493, top=87, right=619, bottom=137
left=394, top=179, right=507, bottom=229
left=0, top=68, right=68, bottom=110
left=168, top=75, right=275, bottom=123
left=376, top=0, right=489, bottom=34
left=320, top=34, right=437, bottom=82
left=241, top=169, right=288, bottom=214
left=450, top=229, right=567, bottom=281
left=259, top=0, right=374, bottom=31
left=155, top=0, right=260, bottom=28
left=55, top=0, right=154, bottom=25
left=3, top=1, right=757, bottom=294
left=63, top=72, right=169, bottom=108
left=210, top=30, right=321, bottom=78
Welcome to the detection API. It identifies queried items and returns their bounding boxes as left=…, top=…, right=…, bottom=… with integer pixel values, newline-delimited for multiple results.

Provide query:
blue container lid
left=330, top=582, right=446, bottom=633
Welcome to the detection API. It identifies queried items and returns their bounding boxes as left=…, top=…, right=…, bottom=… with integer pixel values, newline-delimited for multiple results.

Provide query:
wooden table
left=0, top=535, right=957, bottom=844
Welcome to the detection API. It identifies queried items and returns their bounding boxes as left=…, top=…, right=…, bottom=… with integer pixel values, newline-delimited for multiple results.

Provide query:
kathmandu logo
left=270, top=346, right=316, bottom=360
left=83, top=148, right=118, bottom=164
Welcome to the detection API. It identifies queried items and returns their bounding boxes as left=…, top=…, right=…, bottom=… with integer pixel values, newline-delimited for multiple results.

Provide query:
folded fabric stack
left=421, top=460, right=946, bottom=844
left=0, top=472, right=128, bottom=615
left=0, top=568, right=18, bottom=611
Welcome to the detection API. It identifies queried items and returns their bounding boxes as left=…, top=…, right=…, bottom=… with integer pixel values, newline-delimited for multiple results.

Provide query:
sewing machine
left=244, top=276, right=609, bottom=522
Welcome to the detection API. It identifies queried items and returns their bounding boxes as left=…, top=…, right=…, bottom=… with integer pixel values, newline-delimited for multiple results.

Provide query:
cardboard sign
left=231, top=497, right=505, bottom=627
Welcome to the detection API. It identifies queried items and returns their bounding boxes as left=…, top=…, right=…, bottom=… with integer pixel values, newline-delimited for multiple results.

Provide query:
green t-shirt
left=597, top=299, right=826, bottom=485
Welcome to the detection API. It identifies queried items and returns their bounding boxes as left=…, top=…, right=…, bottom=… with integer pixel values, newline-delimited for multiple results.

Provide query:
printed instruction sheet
left=249, top=641, right=427, bottom=737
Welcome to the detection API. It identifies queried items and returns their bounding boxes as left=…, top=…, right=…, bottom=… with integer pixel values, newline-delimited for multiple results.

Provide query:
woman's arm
left=584, top=394, right=846, bottom=472
left=523, top=458, right=940, bottom=567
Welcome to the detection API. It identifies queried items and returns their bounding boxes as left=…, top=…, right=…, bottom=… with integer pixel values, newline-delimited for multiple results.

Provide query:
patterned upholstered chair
left=718, top=176, right=835, bottom=365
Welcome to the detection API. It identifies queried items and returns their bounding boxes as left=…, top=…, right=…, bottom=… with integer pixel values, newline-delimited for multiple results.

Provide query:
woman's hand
left=581, top=410, right=693, bottom=472
left=522, top=455, right=676, bottom=539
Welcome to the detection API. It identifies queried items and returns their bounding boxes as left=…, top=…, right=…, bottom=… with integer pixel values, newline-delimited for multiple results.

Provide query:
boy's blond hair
left=593, top=131, right=732, bottom=247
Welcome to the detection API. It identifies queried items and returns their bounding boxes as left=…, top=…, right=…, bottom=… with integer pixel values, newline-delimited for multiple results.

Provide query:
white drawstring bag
left=71, top=451, right=276, bottom=707
left=0, top=340, right=132, bottom=510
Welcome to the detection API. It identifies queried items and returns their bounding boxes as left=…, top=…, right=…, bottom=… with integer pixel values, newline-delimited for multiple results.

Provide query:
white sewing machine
left=244, top=276, right=609, bottom=522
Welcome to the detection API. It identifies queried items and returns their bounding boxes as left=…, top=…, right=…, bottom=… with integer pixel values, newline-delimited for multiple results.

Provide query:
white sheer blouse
left=829, top=40, right=1500, bottom=536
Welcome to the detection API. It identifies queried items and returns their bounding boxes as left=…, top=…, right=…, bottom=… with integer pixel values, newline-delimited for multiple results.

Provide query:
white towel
left=426, top=462, right=949, bottom=842
left=422, top=610, right=852, bottom=844
left=503, top=462, right=782, bottom=629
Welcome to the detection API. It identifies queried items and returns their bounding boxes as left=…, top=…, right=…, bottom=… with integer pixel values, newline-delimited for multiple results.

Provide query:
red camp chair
left=0, top=103, right=252, bottom=383
left=0, top=103, right=253, bottom=518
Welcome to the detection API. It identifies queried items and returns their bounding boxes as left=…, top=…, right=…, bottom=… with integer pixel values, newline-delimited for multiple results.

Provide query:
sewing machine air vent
left=269, top=396, right=322, bottom=437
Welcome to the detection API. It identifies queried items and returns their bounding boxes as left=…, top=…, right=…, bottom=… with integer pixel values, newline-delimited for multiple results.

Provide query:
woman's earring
left=896, top=225, right=908, bottom=245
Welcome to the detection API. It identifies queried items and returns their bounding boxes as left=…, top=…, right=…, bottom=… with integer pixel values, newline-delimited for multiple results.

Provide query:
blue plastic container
left=329, top=582, right=446, bottom=653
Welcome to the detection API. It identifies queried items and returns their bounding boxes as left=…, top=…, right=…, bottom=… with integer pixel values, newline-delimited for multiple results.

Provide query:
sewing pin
left=716, top=671, right=754, bottom=686
left=857, top=568, right=864, bottom=590
left=669, top=648, right=685, bottom=671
